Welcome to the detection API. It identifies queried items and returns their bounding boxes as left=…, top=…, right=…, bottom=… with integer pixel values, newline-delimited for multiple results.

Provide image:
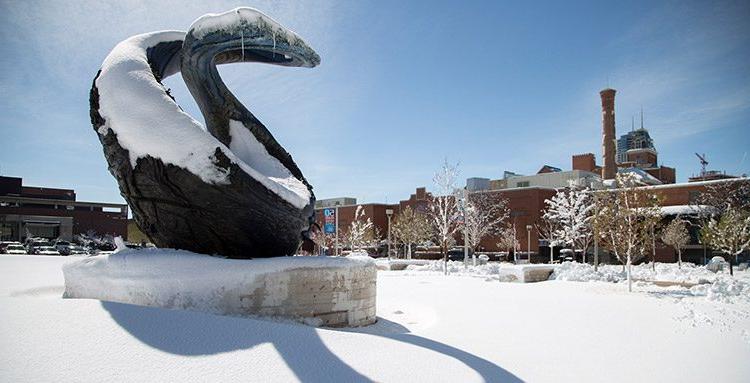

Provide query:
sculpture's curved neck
left=181, top=33, right=306, bottom=182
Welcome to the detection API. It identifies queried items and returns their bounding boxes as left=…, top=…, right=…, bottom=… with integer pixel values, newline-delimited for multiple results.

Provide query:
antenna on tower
left=640, top=107, right=644, bottom=130
left=695, top=153, right=708, bottom=177
left=631, top=115, right=634, bottom=132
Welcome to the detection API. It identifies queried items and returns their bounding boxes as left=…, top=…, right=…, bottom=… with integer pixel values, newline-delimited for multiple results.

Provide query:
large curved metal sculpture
left=90, top=8, right=318, bottom=258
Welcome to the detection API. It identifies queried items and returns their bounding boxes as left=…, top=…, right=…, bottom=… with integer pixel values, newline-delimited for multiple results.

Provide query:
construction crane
left=695, top=153, right=708, bottom=176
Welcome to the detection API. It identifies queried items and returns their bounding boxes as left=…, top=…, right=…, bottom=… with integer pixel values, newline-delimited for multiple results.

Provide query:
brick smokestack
left=600, top=88, right=617, bottom=180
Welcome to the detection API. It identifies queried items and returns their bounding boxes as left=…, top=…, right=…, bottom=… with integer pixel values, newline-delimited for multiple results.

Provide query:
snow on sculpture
left=90, top=8, right=319, bottom=258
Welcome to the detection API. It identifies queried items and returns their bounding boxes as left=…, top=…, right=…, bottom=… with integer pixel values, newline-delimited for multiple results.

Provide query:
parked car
left=1, top=241, right=23, bottom=254
left=27, top=240, right=54, bottom=255
left=559, top=248, right=575, bottom=263
left=3, top=244, right=27, bottom=255
left=67, top=245, right=88, bottom=256
left=447, top=247, right=473, bottom=261
left=36, top=246, right=61, bottom=256
left=707, top=256, right=729, bottom=273
left=54, top=240, right=73, bottom=255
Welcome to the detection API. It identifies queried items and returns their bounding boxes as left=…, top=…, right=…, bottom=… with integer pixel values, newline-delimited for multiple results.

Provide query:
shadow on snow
left=102, top=301, right=521, bottom=382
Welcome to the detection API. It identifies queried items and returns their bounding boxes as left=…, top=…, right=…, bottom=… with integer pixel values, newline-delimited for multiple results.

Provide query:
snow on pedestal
left=63, top=249, right=377, bottom=327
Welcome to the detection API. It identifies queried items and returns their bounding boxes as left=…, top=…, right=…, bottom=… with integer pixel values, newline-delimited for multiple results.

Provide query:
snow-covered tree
left=428, top=159, right=462, bottom=274
left=495, top=225, right=519, bottom=260
left=343, top=205, right=376, bottom=253
left=593, top=173, right=661, bottom=292
left=391, top=206, right=432, bottom=259
left=536, top=215, right=564, bottom=264
left=693, top=179, right=750, bottom=217
left=661, top=217, right=690, bottom=268
left=543, top=186, right=594, bottom=262
left=643, top=205, right=663, bottom=271
left=700, top=206, right=750, bottom=276
left=309, top=229, right=336, bottom=255
left=463, top=191, right=509, bottom=265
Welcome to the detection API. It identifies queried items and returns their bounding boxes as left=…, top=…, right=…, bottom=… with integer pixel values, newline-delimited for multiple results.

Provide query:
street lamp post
left=334, top=206, right=339, bottom=256
left=463, top=189, right=470, bottom=268
left=386, top=209, right=394, bottom=260
left=593, top=195, right=599, bottom=271
left=513, top=220, right=518, bottom=263
left=526, top=224, right=533, bottom=264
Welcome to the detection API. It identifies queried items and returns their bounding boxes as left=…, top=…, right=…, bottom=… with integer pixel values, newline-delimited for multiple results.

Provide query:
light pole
left=334, top=206, right=339, bottom=256
left=463, top=189, right=470, bottom=268
left=386, top=208, right=394, bottom=260
left=513, top=220, right=518, bottom=263
left=593, top=194, right=599, bottom=271
left=526, top=224, right=533, bottom=264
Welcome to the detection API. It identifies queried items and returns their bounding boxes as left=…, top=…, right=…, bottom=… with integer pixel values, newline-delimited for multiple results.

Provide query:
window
left=517, top=181, right=530, bottom=187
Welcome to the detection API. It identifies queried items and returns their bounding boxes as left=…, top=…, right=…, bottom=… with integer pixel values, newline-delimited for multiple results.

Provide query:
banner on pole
left=323, top=208, right=336, bottom=233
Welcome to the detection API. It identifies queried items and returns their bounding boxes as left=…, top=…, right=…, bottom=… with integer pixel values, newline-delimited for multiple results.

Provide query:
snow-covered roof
left=639, top=177, right=749, bottom=191
left=617, top=167, right=662, bottom=185
left=659, top=205, right=712, bottom=216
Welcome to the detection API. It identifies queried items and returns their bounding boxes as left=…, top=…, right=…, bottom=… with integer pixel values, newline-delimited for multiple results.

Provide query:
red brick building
left=0, top=176, right=128, bottom=241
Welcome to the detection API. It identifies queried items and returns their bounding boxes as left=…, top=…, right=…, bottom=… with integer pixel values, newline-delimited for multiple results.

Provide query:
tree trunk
left=677, top=247, right=682, bottom=269
left=407, top=243, right=412, bottom=260
left=627, top=256, right=633, bottom=293
left=651, top=229, right=656, bottom=271
left=549, top=245, right=554, bottom=264
left=594, top=242, right=598, bottom=272
left=443, top=244, right=448, bottom=276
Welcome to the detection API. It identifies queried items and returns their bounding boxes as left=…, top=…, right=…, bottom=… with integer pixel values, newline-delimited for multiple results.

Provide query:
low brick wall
left=63, top=250, right=377, bottom=327
left=241, top=265, right=377, bottom=327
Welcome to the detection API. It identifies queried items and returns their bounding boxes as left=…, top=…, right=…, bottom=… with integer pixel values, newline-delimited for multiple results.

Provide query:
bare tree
left=428, top=159, right=462, bottom=275
left=661, top=217, right=690, bottom=268
left=593, top=173, right=661, bottom=292
left=391, top=206, right=432, bottom=259
left=463, top=191, right=509, bottom=265
left=700, top=206, right=750, bottom=276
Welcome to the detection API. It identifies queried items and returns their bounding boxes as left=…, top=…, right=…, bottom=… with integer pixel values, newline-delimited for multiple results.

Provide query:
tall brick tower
left=600, top=88, right=617, bottom=180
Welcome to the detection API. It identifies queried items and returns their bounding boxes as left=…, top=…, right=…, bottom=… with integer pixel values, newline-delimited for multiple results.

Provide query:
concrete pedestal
left=63, top=249, right=377, bottom=327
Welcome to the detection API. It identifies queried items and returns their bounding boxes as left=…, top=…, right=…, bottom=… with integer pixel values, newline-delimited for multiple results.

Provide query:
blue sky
left=1, top=0, right=748, bottom=205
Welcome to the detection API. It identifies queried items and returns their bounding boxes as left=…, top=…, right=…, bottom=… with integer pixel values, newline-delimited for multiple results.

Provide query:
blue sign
left=323, top=208, right=336, bottom=233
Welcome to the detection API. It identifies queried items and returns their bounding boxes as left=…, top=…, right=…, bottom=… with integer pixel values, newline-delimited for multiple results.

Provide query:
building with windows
left=0, top=176, right=127, bottom=242
left=617, top=128, right=655, bottom=164
left=315, top=197, right=357, bottom=209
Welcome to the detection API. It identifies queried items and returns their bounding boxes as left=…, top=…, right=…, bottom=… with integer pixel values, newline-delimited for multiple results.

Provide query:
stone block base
left=63, top=249, right=377, bottom=327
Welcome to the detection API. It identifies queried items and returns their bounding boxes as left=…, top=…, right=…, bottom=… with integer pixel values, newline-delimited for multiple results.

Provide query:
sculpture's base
left=63, top=249, right=377, bottom=327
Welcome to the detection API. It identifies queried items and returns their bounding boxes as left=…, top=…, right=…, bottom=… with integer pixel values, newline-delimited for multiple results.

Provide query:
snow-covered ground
left=2, top=255, right=749, bottom=382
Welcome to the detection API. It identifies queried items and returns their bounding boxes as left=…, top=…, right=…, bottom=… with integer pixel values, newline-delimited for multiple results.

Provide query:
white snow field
left=2, top=255, right=750, bottom=382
